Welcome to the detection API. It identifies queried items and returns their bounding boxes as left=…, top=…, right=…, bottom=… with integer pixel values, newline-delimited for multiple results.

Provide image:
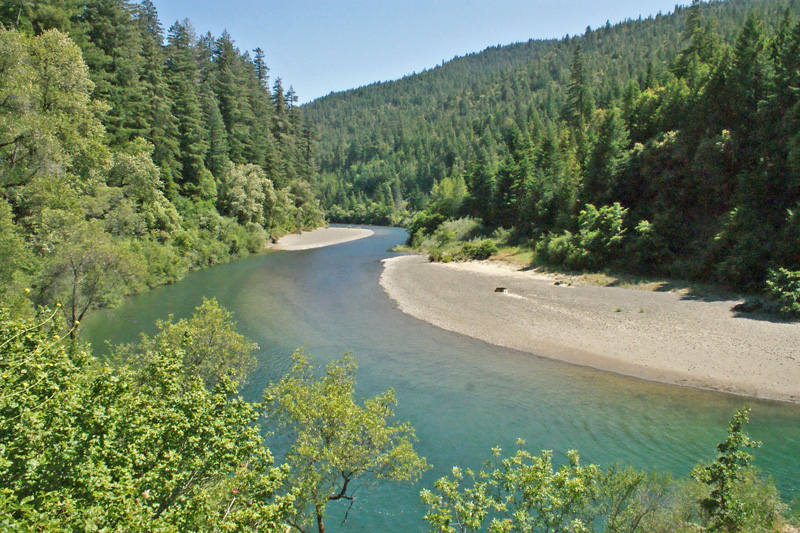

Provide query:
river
left=82, top=226, right=800, bottom=531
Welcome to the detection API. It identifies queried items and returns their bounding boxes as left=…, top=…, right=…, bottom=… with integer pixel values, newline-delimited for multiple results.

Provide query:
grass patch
left=493, top=246, right=535, bottom=267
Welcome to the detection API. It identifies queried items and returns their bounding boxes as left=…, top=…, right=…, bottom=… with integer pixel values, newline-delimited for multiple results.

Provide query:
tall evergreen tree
left=165, top=20, right=215, bottom=199
left=212, top=31, right=250, bottom=164
left=252, top=47, right=269, bottom=89
left=583, top=108, right=630, bottom=207
left=80, top=0, right=150, bottom=145
left=201, top=83, right=230, bottom=180
left=565, top=45, right=594, bottom=130
left=134, top=0, right=181, bottom=197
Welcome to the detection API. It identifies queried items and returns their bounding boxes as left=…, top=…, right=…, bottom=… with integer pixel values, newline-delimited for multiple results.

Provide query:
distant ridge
left=304, top=0, right=790, bottom=220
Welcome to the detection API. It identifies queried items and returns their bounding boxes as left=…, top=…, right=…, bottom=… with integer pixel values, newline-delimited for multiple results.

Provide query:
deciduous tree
left=264, top=352, right=428, bottom=533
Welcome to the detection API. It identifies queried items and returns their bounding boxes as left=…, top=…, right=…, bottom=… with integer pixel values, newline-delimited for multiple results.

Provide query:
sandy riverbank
left=380, top=254, right=800, bottom=403
left=269, top=227, right=374, bottom=251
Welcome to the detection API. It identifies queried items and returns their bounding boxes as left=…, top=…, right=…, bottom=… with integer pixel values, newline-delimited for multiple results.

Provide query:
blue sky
left=151, top=1, right=686, bottom=103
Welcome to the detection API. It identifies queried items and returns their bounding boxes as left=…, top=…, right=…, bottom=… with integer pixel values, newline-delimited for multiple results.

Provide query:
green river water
left=82, top=226, right=800, bottom=531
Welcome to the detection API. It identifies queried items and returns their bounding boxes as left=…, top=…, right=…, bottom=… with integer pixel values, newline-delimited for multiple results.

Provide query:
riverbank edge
left=379, top=254, right=800, bottom=404
left=267, top=226, right=374, bottom=251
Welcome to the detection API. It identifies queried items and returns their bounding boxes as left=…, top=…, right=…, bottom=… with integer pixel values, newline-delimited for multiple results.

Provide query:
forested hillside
left=2, top=2, right=799, bottom=530
left=0, top=0, right=323, bottom=326
left=306, top=0, right=800, bottom=298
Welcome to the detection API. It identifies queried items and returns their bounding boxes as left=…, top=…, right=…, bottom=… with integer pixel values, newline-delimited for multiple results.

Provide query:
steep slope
left=305, top=0, right=800, bottom=294
left=305, top=0, right=787, bottom=217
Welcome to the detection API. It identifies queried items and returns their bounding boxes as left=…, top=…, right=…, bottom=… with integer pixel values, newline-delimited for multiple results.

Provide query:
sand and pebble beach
left=269, top=227, right=374, bottom=251
left=380, top=254, right=800, bottom=403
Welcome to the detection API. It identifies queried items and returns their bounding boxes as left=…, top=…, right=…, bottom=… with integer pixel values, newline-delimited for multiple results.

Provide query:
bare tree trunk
left=315, top=503, right=325, bottom=533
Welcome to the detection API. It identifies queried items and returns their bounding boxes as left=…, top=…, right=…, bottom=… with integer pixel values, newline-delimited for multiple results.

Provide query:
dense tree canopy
left=0, top=305, right=295, bottom=531
left=0, top=0, right=323, bottom=322
left=307, top=0, right=800, bottom=295
left=0, top=304, right=430, bottom=532
left=1, top=0, right=799, bottom=528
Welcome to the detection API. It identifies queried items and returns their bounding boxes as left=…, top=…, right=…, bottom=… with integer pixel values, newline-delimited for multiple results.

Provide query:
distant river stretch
left=82, top=226, right=800, bottom=532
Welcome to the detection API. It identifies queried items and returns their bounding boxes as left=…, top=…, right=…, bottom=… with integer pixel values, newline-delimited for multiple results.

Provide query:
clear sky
left=151, top=0, right=685, bottom=104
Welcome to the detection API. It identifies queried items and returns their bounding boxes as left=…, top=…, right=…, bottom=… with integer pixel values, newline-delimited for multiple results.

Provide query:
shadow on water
left=82, top=226, right=800, bottom=532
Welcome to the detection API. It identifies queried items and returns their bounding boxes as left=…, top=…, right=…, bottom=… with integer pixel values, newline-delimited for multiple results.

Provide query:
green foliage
left=310, top=0, right=800, bottom=293
left=459, top=240, right=498, bottom=260
left=407, top=211, right=448, bottom=246
left=0, top=11, right=323, bottom=323
left=535, top=231, right=588, bottom=270
left=594, top=465, right=675, bottom=533
left=264, top=352, right=429, bottom=533
left=765, top=268, right=800, bottom=317
left=118, top=297, right=257, bottom=388
left=625, top=219, right=672, bottom=273
left=575, top=203, right=627, bottom=263
left=565, top=45, right=595, bottom=129
left=0, top=28, right=107, bottom=187
left=36, top=219, right=145, bottom=330
left=440, top=217, right=483, bottom=243
left=691, top=407, right=763, bottom=532
left=429, top=174, right=468, bottom=219
left=583, top=108, right=630, bottom=206
left=108, top=140, right=182, bottom=236
left=421, top=443, right=599, bottom=533
left=409, top=217, right=497, bottom=263
left=421, top=410, right=790, bottom=533
left=716, top=468, right=787, bottom=533
left=0, top=199, right=33, bottom=293
left=0, top=304, right=294, bottom=531
left=535, top=203, right=628, bottom=270
left=218, top=161, right=273, bottom=225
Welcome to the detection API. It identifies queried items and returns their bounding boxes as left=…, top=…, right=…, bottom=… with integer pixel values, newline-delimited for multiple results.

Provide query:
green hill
left=305, top=0, right=800, bottom=296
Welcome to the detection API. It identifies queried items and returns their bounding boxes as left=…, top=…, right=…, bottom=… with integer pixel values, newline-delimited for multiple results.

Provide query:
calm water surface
left=82, top=226, right=800, bottom=531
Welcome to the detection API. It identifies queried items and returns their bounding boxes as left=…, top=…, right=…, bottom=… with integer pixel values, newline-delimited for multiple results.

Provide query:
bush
left=459, top=239, right=498, bottom=260
left=766, top=268, right=800, bottom=317
left=131, top=238, right=187, bottom=288
left=406, top=211, right=446, bottom=244
left=534, top=203, right=629, bottom=271
left=710, top=208, right=775, bottom=290
left=625, top=219, right=672, bottom=274
left=576, top=203, right=627, bottom=264
left=427, top=247, right=453, bottom=263
left=439, top=217, right=482, bottom=242
left=535, top=231, right=590, bottom=270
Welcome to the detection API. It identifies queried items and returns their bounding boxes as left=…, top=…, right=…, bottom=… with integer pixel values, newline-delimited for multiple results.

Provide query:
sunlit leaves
left=421, top=443, right=599, bottom=533
left=0, top=303, right=293, bottom=531
left=264, top=352, right=429, bottom=532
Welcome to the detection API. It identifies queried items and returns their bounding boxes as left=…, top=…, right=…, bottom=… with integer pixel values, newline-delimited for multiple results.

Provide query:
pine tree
left=252, top=47, right=269, bottom=89
left=730, top=13, right=769, bottom=126
left=134, top=0, right=181, bottom=197
left=583, top=108, right=630, bottom=207
left=165, top=20, right=215, bottom=200
left=81, top=0, right=150, bottom=145
left=673, top=0, right=720, bottom=85
left=565, top=45, right=594, bottom=130
left=298, top=118, right=316, bottom=183
left=271, top=77, right=288, bottom=137
left=201, top=84, right=229, bottom=180
left=212, top=31, right=251, bottom=164
left=241, top=49, right=273, bottom=171
left=493, top=126, right=531, bottom=229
